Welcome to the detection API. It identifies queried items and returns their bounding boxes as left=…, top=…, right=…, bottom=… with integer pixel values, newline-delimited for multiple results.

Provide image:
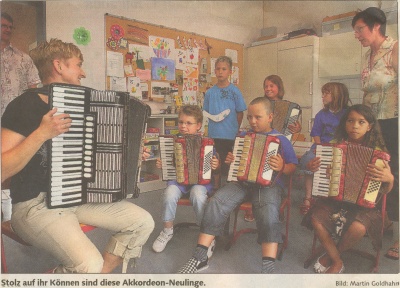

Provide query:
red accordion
left=312, top=143, right=391, bottom=208
left=159, top=134, right=214, bottom=185
left=227, top=133, right=280, bottom=186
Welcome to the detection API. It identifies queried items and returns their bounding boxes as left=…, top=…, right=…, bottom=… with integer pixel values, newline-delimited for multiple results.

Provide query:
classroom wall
left=263, top=1, right=398, bottom=36
left=45, top=1, right=264, bottom=90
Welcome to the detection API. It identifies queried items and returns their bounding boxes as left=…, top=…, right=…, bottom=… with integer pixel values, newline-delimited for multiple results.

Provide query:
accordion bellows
left=159, top=134, right=214, bottom=185
left=228, top=133, right=280, bottom=186
left=271, top=100, right=301, bottom=140
left=312, top=143, right=391, bottom=208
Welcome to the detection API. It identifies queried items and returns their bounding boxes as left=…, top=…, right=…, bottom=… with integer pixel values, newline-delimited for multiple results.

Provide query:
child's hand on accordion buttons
left=366, top=161, right=394, bottom=193
left=225, top=152, right=235, bottom=165
left=211, top=155, right=220, bottom=171
left=306, top=157, right=321, bottom=173
left=156, top=158, right=162, bottom=169
left=269, top=154, right=284, bottom=171
left=288, top=120, right=302, bottom=134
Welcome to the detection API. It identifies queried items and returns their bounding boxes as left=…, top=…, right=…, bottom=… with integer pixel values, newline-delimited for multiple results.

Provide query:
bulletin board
left=104, top=13, right=243, bottom=113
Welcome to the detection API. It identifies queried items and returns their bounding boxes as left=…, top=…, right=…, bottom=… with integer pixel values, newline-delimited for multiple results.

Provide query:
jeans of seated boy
left=2, top=189, right=12, bottom=221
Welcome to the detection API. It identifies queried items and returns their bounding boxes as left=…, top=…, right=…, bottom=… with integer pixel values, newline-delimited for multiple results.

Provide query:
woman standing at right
left=352, top=7, right=398, bottom=260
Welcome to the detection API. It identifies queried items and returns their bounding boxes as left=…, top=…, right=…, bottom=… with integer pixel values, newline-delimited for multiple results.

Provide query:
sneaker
left=207, top=239, right=216, bottom=259
left=178, top=257, right=209, bottom=273
left=152, top=230, right=173, bottom=252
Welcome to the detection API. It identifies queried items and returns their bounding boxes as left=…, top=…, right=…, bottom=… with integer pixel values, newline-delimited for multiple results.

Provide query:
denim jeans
left=201, top=182, right=284, bottom=244
left=162, top=184, right=208, bottom=225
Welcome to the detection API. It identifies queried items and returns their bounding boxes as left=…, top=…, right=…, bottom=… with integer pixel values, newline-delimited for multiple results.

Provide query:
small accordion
left=271, top=100, right=301, bottom=140
left=159, top=134, right=214, bottom=185
left=227, top=133, right=280, bottom=186
left=48, top=83, right=151, bottom=208
left=312, top=143, right=391, bottom=208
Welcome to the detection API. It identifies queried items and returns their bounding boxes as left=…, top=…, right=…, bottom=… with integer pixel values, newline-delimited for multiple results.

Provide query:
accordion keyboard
left=49, top=86, right=95, bottom=207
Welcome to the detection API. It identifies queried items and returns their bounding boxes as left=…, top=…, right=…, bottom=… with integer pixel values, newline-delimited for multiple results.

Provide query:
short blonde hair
left=215, top=56, right=232, bottom=70
left=249, top=96, right=273, bottom=115
left=29, top=38, right=83, bottom=82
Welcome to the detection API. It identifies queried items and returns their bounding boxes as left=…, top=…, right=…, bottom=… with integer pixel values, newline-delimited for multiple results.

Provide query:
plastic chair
left=303, top=194, right=387, bottom=273
left=1, top=219, right=96, bottom=273
left=224, top=175, right=293, bottom=260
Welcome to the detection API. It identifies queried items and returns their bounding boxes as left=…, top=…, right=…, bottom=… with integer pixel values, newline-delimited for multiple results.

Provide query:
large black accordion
left=47, top=83, right=151, bottom=208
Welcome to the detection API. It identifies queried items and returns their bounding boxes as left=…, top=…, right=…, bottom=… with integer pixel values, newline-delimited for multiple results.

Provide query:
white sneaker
left=152, top=230, right=173, bottom=252
left=207, top=239, right=216, bottom=259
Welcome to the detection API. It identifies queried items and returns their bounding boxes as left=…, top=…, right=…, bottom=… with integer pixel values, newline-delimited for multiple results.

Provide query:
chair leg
left=1, top=235, right=8, bottom=273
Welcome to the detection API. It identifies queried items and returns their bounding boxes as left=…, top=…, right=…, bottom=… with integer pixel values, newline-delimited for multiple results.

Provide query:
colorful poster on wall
left=128, top=44, right=152, bottom=62
left=174, top=49, right=187, bottom=70
left=183, top=64, right=199, bottom=79
left=151, top=58, right=176, bottom=81
left=182, top=78, right=198, bottom=105
left=136, top=69, right=151, bottom=81
left=186, top=47, right=199, bottom=65
left=149, top=36, right=174, bottom=59
left=127, top=76, right=142, bottom=98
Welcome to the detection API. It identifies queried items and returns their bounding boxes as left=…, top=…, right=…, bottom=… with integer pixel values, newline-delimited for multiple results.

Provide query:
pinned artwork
left=110, top=24, right=125, bottom=41
left=129, top=44, right=152, bottom=62
left=127, top=25, right=149, bottom=45
left=151, top=81, right=171, bottom=102
left=230, top=66, right=239, bottom=85
left=149, top=36, right=174, bottom=59
left=151, top=58, right=176, bottom=81
left=175, top=49, right=187, bottom=70
left=127, top=77, right=142, bottom=98
left=107, top=36, right=120, bottom=50
left=225, top=48, right=238, bottom=63
left=186, top=48, right=199, bottom=65
left=73, top=27, right=91, bottom=46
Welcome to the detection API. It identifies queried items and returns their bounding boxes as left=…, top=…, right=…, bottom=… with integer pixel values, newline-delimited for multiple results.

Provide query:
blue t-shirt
left=203, top=83, right=247, bottom=140
left=311, top=108, right=347, bottom=144
left=239, top=129, right=298, bottom=188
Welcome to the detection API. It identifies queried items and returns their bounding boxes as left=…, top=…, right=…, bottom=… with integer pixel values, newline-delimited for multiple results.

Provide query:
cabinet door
left=278, top=45, right=314, bottom=140
left=243, top=43, right=277, bottom=103
left=319, top=32, right=362, bottom=78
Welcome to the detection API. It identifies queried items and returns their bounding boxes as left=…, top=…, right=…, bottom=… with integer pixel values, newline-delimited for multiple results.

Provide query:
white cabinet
left=244, top=36, right=320, bottom=140
left=138, top=114, right=178, bottom=193
left=319, top=32, right=362, bottom=78
left=277, top=36, right=321, bottom=140
left=243, top=43, right=277, bottom=102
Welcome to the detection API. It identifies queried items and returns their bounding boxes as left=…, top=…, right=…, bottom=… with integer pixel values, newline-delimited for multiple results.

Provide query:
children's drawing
left=127, top=77, right=141, bottom=98
left=175, top=49, right=187, bottom=70
left=183, top=64, right=198, bottom=79
left=149, top=36, right=174, bottom=59
left=110, top=24, right=124, bottom=41
left=127, top=25, right=149, bottom=45
left=151, top=58, right=175, bottom=81
left=186, top=48, right=199, bottom=65
left=129, top=44, right=151, bottom=62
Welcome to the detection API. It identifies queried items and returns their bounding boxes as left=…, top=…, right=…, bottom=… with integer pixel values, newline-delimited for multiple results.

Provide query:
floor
left=1, top=177, right=399, bottom=275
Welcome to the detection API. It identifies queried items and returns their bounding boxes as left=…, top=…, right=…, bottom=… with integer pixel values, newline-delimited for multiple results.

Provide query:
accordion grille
left=344, top=145, right=373, bottom=203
